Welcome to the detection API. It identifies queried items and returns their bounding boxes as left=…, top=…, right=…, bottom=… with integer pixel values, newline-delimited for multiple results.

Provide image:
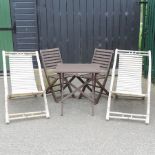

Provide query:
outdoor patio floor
left=0, top=77, right=155, bottom=155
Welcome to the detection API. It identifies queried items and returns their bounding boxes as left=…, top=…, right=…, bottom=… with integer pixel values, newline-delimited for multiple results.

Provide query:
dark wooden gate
left=11, top=0, right=140, bottom=63
left=10, top=0, right=39, bottom=51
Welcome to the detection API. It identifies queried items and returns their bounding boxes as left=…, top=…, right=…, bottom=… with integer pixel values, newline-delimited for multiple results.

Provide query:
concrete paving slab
left=0, top=77, right=155, bottom=155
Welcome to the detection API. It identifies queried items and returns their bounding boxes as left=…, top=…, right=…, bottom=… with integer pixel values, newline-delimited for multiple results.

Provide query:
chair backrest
left=3, top=51, right=45, bottom=95
left=92, top=48, right=113, bottom=71
left=111, top=49, right=151, bottom=95
left=117, top=53, right=142, bottom=94
left=40, top=48, right=62, bottom=70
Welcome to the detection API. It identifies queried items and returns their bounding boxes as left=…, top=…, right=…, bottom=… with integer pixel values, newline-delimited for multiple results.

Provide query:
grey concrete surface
left=0, top=77, right=155, bottom=155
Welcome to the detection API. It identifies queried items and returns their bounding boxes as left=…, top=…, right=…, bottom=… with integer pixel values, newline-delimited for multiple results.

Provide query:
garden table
left=55, top=64, right=102, bottom=116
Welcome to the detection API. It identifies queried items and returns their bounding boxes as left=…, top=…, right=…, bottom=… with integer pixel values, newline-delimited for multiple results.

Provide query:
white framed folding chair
left=3, top=51, right=50, bottom=124
left=106, top=49, right=152, bottom=124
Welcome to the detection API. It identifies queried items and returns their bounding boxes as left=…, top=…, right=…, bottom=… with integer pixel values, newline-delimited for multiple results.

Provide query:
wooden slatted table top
left=55, top=63, right=102, bottom=73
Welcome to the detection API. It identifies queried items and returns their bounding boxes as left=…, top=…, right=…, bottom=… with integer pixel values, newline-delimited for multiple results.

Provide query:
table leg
left=59, top=73, right=64, bottom=116
left=91, top=73, right=96, bottom=116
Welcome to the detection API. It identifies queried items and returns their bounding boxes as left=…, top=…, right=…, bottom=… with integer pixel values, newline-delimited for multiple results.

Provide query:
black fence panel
left=10, top=0, right=39, bottom=51
left=11, top=0, right=140, bottom=63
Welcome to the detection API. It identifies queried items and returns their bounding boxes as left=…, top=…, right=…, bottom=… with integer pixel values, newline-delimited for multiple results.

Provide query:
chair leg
left=46, top=86, right=52, bottom=94
left=5, top=96, right=9, bottom=124
left=103, top=88, right=109, bottom=95
left=78, top=78, right=92, bottom=99
left=63, top=76, right=75, bottom=89
left=145, top=96, right=150, bottom=124
left=91, top=73, right=96, bottom=116
left=46, top=79, right=59, bottom=103
left=95, top=90, right=102, bottom=105
left=88, top=79, right=108, bottom=104
left=95, top=85, right=103, bottom=104
left=51, top=87, right=59, bottom=103
left=43, top=92, right=50, bottom=118
left=96, top=80, right=108, bottom=93
left=49, top=76, right=75, bottom=102
left=106, top=92, right=112, bottom=120
left=79, top=85, right=87, bottom=99
left=64, top=77, right=75, bottom=98
left=59, top=73, right=64, bottom=116
left=95, top=87, right=109, bottom=104
left=46, top=85, right=59, bottom=103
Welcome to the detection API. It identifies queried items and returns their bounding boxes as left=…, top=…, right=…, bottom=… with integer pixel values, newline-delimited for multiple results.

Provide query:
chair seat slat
left=9, top=55, right=38, bottom=94
left=116, top=54, right=142, bottom=94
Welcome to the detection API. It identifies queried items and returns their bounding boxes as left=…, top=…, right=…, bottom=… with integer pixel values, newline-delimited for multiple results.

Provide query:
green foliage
left=141, top=0, right=155, bottom=83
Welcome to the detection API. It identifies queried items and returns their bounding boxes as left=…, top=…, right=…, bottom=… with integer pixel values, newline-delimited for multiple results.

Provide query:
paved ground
left=0, top=77, right=155, bottom=155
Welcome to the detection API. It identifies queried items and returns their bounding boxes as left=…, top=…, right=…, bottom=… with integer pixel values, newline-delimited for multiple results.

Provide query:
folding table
left=55, top=64, right=102, bottom=116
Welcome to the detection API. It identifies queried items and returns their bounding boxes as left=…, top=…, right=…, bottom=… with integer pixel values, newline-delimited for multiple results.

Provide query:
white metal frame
left=3, top=51, right=50, bottom=123
left=106, top=49, right=152, bottom=124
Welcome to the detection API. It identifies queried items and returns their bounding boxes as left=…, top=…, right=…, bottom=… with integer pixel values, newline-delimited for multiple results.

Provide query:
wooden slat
left=40, top=48, right=62, bottom=70
left=41, top=50, right=60, bottom=55
left=93, top=57, right=111, bottom=62
left=42, top=53, right=61, bottom=58
left=92, top=48, right=113, bottom=69
left=44, top=60, right=61, bottom=66
left=43, top=56, right=61, bottom=61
